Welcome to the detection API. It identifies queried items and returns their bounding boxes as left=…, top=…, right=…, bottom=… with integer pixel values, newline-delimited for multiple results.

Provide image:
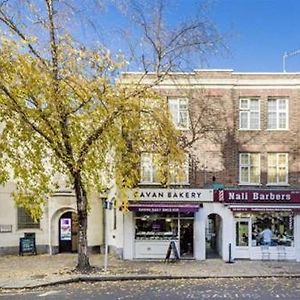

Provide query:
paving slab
left=1, top=254, right=300, bottom=289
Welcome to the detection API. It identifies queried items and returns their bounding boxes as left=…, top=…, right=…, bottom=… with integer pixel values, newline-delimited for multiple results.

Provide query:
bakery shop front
left=214, top=189, right=300, bottom=261
left=122, top=188, right=213, bottom=260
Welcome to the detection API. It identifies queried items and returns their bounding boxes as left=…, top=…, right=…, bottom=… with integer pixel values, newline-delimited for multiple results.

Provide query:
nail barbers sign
left=215, top=190, right=300, bottom=203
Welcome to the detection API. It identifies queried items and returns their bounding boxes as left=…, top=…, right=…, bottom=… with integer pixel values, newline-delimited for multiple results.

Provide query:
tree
left=116, top=0, right=224, bottom=73
left=0, top=0, right=224, bottom=272
left=0, top=0, right=182, bottom=272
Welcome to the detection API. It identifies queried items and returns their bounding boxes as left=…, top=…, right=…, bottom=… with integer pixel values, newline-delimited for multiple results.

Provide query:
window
left=140, top=98, right=160, bottom=130
left=236, top=220, right=249, bottom=247
left=135, top=212, right=179, bottom=241
left=267, top=153, right=288, bottom=185
left=239, top=153, right=260, bottom=185
left=17, top=207, right=40, bottom=229
left=140, top=153, right=189, bottom=184
left=168, top=97, right=189, bottom=129
left=140, top=153, right=160, bottom=183
left=169, top=154, right=189, bottom=184
left=251, top=213, right=293, bottom=247
left=239, top=98, right=260, bottom=130
left=267, top=98, right=288, bottom=130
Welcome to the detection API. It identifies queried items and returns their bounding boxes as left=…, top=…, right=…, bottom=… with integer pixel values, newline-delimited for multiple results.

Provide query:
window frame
left=239, top=98, right=260, bottom=130
left=239, top=153, right=261, bottom=185
left=267, top=153, right=289, bottom=185
left=169, top=154, right=189, bottom=185
left=140, top=153, right=160, bottom=184
left=168, top=97, right=189, bottom=130
left=17, top=207, right=40, bottom=230
left=267, top=98, right=289, bottom=130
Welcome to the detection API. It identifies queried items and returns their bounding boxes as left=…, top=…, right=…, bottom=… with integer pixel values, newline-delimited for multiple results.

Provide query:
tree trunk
left=73, top=171, right=91, bottom=272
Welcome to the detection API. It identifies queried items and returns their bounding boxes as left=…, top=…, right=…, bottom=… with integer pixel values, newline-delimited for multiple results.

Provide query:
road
left=1, top=278, right=300, bottom=299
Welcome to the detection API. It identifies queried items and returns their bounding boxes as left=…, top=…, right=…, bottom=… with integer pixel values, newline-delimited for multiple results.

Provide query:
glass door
left=235, top=218, right=250, bottom=259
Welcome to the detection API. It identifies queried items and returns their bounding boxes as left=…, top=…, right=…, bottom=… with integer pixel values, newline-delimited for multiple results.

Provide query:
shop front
left=215, top=189, right=300, bottom=261
left=123, top=188, right=213, bottom=259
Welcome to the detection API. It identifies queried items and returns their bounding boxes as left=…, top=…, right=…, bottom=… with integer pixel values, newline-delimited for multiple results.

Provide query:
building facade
left=0, top=180, right=103, bottom=255
left=107, top=70, right=300, bottom=261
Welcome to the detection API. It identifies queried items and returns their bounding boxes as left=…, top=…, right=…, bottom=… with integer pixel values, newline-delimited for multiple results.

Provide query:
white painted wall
left=123, top=212, right=134, bottom=259
left=295, top=214, right=300, bottom=262
left=200, top=203, right=235, bottom=261
left=0, top=182, right=104, bottom=254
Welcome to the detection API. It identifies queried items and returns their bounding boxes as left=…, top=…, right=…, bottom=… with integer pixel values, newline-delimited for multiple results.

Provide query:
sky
left=73, top=0, right=300, bottom=72
left=209, top=0, right=300, bottom=72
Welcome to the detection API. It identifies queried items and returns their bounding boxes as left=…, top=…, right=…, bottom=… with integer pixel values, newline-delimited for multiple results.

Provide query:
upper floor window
left=17, top=207, right=40, bottom=229
left=140, top=153, right=189, bottom=184
left=168, top=97, right=189, bottom=130
left=267, top=98, right=288, bottom=130
left=239, top=153, right=260, bottom=185
left=140, top=153, right=160, bottom=184
left=267, top=153, right=288, bottom=185
left=239, top=98, right=260, bottom=130
left=169, top=154, right=189, bottom=184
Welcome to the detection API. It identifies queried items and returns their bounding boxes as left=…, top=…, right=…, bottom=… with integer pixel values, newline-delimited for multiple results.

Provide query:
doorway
left=205, top=213, right=222, bottom=258
left=180, top=219, right=194, bottom=258
left=59, top=211, right=78, bottom=253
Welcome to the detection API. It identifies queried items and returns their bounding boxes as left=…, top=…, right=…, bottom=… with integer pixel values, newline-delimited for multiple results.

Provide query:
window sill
left=266, top=183, right=290, bottom=187
left=138, top=182, right=162, bottom=186
left=238, top=129, right=261, bottom=131
left=266, top=129, right=289, bottom=131
left=238, top=183, right=262, bottom=186
left=16, top=228, right=41, bottom=231
left=175, top=127, right=189, bottom=131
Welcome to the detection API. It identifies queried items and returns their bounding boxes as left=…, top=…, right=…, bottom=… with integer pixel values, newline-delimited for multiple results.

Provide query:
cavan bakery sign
left=130, top=188, right=213, bottom=202
left=215, top=190, right=300, bottom=203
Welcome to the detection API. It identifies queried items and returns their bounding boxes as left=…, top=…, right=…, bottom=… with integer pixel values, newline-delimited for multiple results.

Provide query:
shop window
left=267, top=153, right=288, bottom=185
left=169, top=154, right=189, bottom=184
left=135, top=212, right=179, bottom=240
left=236, top=220, right=249, bottom=246
left=168, top=97, right=189, bottom=130
left=251, top=213, right=294, bottom=247
left=239, top=153, right=260, bottom=185
left=267, top=98, right=288, bottom=130
left=17, top=207, right=40, bottom=229
left=239, top=98, right=260, bottom=130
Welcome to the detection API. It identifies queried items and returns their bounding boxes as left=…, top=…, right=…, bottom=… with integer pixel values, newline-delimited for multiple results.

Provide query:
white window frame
left=169, top=154, right=189, bottom=185
left=267, top=153, right=289, bottom=185
left=239, top=153, right=261, bottom=185
left=140, top=153, right=160, bottom=184
left=267, top=98, right=289, bottom=130
left=168, top=97, right=189, bottom=130
left=239, top=98, right=260, bottom=130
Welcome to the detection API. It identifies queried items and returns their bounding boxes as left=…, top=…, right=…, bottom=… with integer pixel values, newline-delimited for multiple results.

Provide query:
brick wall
left=153, top=71, right=300, bottom=189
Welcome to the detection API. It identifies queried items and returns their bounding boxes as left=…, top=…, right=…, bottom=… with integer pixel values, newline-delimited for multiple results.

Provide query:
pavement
left=1, top=253, right=300, bottom=289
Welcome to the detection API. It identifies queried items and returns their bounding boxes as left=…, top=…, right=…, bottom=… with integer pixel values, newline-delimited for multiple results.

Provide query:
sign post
left=103, top=200, right=113, bottom=272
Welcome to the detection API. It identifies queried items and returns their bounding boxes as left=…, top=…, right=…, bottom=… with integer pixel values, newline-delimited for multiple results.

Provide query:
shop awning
left=128, top=203, right=200, bottom=213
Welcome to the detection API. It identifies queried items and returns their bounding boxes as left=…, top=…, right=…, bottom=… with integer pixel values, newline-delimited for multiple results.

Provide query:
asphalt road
left=1, top=278, right=300, bottom=299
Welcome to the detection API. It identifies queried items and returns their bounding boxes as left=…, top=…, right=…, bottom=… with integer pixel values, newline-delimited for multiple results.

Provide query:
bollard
left=226, top=243, right=235, bottom=264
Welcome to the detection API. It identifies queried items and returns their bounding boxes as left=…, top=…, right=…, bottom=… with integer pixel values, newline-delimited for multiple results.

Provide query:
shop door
left=59, top=212, right=78, bottom=253
left=206, top=214, right=222, bottom=259
left=235, top=219, right=250, bottom=259
left=180, top=219, right=194, bottom=258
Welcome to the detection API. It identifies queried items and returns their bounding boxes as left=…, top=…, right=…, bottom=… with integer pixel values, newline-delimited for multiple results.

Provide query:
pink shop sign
left=214, top=190, right=300, bottom=203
